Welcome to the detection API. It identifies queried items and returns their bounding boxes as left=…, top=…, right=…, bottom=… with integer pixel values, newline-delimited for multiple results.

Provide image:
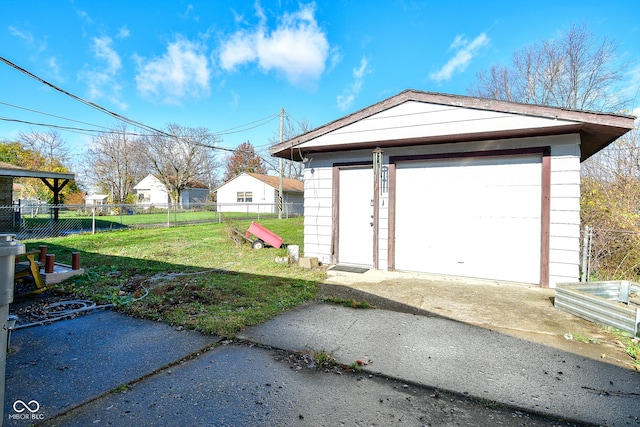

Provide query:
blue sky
left=1, top=1, right=639, bottom=169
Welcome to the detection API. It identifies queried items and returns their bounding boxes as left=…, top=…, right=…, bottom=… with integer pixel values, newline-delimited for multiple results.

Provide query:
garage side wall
left=548, top=142, right=581, bottom=286
left=303, top=157, right=334, bottom=263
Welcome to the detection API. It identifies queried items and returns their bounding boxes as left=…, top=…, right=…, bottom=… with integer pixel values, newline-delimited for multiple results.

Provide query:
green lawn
left=21, top=217, right=325, bottom=337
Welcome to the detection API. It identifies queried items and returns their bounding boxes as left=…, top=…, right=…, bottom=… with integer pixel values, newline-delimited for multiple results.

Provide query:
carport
left=0, top=161, right=75, bottom=231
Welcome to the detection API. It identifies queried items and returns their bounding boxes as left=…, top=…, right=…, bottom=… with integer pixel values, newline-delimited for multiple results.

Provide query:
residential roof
left=216, top=172, right=303, bottom=193
left=85, top=194, right=108, bottom=201
left=246, top=173, right=304, bottom=192
left=133, top=174, right=209, bottom=190
left=0, top=161, right=75, bottom=180
left=269, top=89, right=636, bottom=162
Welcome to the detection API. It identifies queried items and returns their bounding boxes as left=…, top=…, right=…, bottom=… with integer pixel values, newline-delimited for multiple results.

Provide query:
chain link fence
left=1, top=202, right=303, bottom=241
left=581, top=225, right=640, bottom=281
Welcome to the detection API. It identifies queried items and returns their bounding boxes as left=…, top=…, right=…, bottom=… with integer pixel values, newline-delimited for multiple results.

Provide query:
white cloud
left=93, top=36, right=122, bottom=73
left=79, top=36, right=127, bottom=110
left=430, top=32, right=489, bottom=83
left=218, top=3, right=329, bottom=87
left=337, top=57, right=370, bottom=111
left=47, top=56, right=64, bottom=82
left=9, top=25, right=47, bottom=52
left=9, top=26, right=34, bottom=45
left=117, top=26, right=130, bottom=39
left=136, top=37, right=211, bottom=104
left=76, top=9, right=93, bottom=24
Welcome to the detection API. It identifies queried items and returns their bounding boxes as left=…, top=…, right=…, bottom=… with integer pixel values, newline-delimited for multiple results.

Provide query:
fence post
left=581, top=225, right=592, bottom=282
left=92, top=206, right=96, bottom=235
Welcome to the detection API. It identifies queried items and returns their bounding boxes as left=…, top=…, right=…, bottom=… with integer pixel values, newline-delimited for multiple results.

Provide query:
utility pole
left=278, top=108, right=284, bottom=219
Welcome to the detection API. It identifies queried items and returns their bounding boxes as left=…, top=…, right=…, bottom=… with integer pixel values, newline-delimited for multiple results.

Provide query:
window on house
left=237, top=191, right=253, bottom=203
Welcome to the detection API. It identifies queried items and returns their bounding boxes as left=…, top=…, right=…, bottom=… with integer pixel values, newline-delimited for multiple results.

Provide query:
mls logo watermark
left=8, top=400, right=44, bottom=421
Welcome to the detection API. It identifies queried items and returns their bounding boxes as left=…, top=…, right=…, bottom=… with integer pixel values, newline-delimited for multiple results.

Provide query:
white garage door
left=394, top=155, right=541, bottom=284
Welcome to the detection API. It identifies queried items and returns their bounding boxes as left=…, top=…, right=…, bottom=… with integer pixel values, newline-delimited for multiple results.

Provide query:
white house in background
left=270, top=89, right=635, bottom=288
left=84, top=194, right=108, bottom=205
left=133, top=174, right=209, bottom=208
left=215, top=172, right=304, bottom=215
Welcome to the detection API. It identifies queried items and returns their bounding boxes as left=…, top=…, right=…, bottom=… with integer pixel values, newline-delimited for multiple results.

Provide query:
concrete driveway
left=321, top=268, right=640, bottom=371
left=4, top=270, right=639, bottom=426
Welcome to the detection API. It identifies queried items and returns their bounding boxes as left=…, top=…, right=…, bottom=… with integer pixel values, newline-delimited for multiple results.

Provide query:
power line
left=0, top=56, right=285, bottom=154
left=0, top=55, right=171, bottom=137
left=0, top=116, right=126, bottom=135
left=211, top=113, right=280, bottom=136
left=0, top=100, right=111, bottom=131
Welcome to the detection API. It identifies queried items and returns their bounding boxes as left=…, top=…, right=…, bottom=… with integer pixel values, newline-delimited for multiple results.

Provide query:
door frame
left=387, top=147, right=551, bottom=287
left=332, top=162, right=377, bottom=268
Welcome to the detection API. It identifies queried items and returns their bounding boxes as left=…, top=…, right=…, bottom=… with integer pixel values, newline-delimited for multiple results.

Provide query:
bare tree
left=18, top=129, right=70, bottom=170
left=469, top=23, right=627, bottom=112
left=13, top=130, right=78, bottom=204
left=265, top=115, right=313, bottom=179
left=84, top=123, right=149, bottom=203
left=140, top=123, right=219, bottom=204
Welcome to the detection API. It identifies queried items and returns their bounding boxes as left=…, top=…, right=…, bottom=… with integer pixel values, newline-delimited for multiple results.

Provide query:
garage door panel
left=395, top=155, right=541, bottom=284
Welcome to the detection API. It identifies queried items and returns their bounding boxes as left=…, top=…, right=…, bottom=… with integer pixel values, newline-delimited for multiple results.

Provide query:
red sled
left=245, top=221, right=283, bottom=249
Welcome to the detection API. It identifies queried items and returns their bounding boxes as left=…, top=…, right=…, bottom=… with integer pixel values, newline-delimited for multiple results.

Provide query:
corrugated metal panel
left=555, top=282, right=640, bottom=337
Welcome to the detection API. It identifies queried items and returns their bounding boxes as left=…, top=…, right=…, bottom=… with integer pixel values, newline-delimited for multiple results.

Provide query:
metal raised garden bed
left=554, top=281, right=640, bottom=338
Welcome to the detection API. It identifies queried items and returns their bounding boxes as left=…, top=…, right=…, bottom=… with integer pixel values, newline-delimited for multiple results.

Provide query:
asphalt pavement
left=4, top=299, right=640, bottom=426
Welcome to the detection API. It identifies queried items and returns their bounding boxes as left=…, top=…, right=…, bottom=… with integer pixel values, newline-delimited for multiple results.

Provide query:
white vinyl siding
left=548, top=143, right=581, bottom=285
left=297, top=101, right=579, bottom=149
left=302, top=161, right=333, bottom=263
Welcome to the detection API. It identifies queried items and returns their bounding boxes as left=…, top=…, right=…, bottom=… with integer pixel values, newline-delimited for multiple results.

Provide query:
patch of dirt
left=10, top=290, right=93, bottom=325
left=320, top=273, right=639, bottom=371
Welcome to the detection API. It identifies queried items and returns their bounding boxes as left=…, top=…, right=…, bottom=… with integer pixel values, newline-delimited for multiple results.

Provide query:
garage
left=393, top=153, right=542, bottom=283
left=269, top=90, right=635, bottom=287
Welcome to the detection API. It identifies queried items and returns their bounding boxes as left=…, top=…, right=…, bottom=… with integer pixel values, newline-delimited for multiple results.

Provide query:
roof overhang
left=0, top=162, right=75, bottom=180
left=270, top=90, right=636, bottom=162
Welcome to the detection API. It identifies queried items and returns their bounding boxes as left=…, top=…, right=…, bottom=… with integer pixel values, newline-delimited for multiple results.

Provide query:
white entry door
left=394, top=155, right=542, bottom=284
left=338, top=167, right=374, bottom=266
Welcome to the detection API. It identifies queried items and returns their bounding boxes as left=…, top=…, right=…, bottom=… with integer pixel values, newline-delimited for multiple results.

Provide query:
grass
left=323, top=296, right=372, bottom=309
left=610, top=329, right=640, bottom=368
left=22, top=217, right=326, bottom=338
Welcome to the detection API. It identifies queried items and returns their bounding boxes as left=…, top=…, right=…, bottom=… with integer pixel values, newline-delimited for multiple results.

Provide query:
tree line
left=1, top=117, right=311, bottom=206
